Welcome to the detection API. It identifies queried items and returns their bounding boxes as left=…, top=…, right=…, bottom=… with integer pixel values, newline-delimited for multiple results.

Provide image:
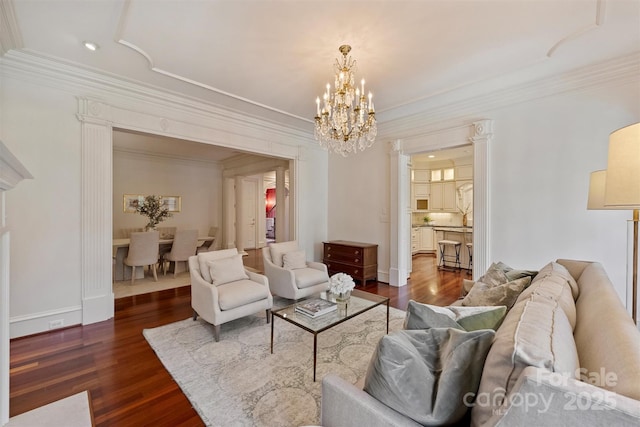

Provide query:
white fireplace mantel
left=1, top=139, right=33, bottom=426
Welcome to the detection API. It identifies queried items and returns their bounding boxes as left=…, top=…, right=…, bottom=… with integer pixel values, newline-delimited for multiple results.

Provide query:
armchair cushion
left=283, top=249, right=307, bottom=270
left=269, top=240, right=299, bottom=267
left=217, top=279, right=271, bottom=311
left=207, top=254, right=248, bottom=286
left=197, top=248, right=239, bottom=283
left=294, top=267, right=329, bottom=289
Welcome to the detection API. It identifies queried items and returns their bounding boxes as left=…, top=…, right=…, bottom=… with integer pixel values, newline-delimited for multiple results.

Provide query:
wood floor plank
left=10, top=250, right=462, bottom=425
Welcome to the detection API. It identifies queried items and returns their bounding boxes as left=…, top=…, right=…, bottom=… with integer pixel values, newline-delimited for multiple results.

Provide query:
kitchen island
left=433, top=226, right=473, bottom=271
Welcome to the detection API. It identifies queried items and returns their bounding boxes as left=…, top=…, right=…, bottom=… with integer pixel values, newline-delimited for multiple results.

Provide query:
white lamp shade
left=588, top=170, right=638, bottom=210
left=588, top=170, right=609, bottom=210
left=605, top=122, right=640, bottom=207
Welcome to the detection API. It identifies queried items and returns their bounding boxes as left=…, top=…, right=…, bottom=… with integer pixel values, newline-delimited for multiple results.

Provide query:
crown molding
left=0, top=139, right=32, bottom=192
left=0, top=50, right=315, bottom=144
left=0, top=0, right=23, bottom=55
left=379, top=52, right=640, bottom=140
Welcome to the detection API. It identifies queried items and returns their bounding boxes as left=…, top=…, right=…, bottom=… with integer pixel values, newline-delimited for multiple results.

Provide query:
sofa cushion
left=294, top=267, right=329, bottom=289
left=207, top=254, right=249, bottom=286
left=471, top=295, right=580, bottom=426
left=532, top=261, right=579, bottom=300
left=404, top=300, right=506, bottom=331
left=269, top=240, right=299, bottom=267
left=574, top=262, right=640, bottom=401
left=364, top=328, right=495, bottom=426
left=516, top=271, right=577, bottom=329
left=461, top=276, right=531, bottom=310
left=217, top=279, right=269, bottom=310
left=283, top=249, right=307, bottom=270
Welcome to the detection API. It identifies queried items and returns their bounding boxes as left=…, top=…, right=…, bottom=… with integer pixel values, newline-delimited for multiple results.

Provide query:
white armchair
left=190, top=248, right=273, bottom=341
left=262, top=240, right=329, bottom=300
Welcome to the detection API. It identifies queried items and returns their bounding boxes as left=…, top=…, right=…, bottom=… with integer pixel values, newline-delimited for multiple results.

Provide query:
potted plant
left=136, top=195, right=172, bottom=230
left=423, top=215, right=432, bottom=225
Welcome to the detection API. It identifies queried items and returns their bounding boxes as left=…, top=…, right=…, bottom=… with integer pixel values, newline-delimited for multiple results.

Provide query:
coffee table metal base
left=270, top=292, right=389, bottom=382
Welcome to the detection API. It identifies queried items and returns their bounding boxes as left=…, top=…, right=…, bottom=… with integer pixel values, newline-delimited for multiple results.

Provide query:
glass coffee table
left=270, top=289, right=390, bottom=381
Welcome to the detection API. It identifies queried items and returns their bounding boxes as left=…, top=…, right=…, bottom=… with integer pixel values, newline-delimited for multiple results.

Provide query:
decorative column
left=470, top=119, right=493, bottom=279
left=275, top=166, right=286, bottom=242
left=0, top=140, right=33, bottom=425
left=77, top=98, right=114, bottom=324
left=235, top=175, right=244, bottom=252
left=389, top=139, right=410, bottom=287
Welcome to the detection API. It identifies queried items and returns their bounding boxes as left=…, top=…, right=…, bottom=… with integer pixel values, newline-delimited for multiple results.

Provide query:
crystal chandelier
left=314, top=45, right=377, bottom=157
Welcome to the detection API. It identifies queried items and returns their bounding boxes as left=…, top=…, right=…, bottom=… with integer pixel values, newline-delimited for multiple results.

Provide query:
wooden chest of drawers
left=323, top=240, right=378, bottom=284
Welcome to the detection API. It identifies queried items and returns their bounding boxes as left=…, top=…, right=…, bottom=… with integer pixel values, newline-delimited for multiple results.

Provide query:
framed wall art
left=123, top=194, right=145, bottom=213
left=161, top=195, right=181, bottom=212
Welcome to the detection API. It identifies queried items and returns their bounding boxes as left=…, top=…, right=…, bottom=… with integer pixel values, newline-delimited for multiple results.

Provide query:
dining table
left=112, top=236, right=215, bottom=281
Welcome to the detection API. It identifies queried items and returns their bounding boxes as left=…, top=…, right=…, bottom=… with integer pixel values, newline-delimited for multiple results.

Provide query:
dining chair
left=196, top=226, right=219, bottom=254
left=163, top=229, right=199, bottom=277
left=123, top=231, right=160, bottom=284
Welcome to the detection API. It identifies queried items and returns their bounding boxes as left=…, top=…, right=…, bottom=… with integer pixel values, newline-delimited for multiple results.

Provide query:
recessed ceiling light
left=428, top=155, right=435, bottom=158
left=83, top=41, right=99, bottom=51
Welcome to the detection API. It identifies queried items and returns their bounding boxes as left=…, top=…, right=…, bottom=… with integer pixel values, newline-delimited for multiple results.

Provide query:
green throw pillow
left=461, top=276, right=531, bottom=310
left=404, top=300, right=507, bottom=331
left=364, top=328, right=495, bottom=426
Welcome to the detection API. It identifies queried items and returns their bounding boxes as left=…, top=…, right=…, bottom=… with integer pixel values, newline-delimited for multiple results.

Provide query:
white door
left=242, top=178, right=258, bottom=249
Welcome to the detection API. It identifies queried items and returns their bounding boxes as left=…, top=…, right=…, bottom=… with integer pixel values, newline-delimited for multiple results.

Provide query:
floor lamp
left=600, top=123, right=640, bottom=324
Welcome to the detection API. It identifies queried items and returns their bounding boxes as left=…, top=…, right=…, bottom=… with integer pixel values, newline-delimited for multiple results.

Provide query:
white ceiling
left=5, top=0, right=640, bottom=159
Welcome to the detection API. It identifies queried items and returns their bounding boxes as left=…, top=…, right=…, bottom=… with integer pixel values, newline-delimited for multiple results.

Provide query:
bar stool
left=438, top=240, right=461, bottom=270
left=466, top=242, right=473, bottom=275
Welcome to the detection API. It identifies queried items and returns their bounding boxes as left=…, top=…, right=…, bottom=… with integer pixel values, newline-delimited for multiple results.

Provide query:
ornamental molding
left=0, top=140, right=33, bottom=192
left=378, top=52, right=640, bottom=140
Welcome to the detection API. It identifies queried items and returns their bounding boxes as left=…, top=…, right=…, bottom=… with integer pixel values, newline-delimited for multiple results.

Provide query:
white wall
left=113, top=149, right=222, bottom=240
left=328, top=77, right=639, bottom=306
left=328, top=141, right=390, bottom=281
left=4, top=77, right=84, bottom=337
left=488, top=81, right=639, bottom=303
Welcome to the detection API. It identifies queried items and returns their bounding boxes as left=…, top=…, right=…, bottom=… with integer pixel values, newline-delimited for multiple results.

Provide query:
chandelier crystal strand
left=314, top=45, right=376, bottom=157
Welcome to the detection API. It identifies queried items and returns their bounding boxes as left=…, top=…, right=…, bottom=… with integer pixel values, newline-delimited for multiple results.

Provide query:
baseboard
left=9, top=306, right=82, bottom=339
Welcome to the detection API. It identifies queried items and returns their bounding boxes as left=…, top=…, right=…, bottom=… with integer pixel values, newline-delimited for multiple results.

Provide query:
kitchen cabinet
left=430, top=181, right=456, bottom=211
left=420, top=227, right=435, bottom=251
left=411, top=227, right=420, bottom=254
left=414, top=183, right=430, bottom=197
left=431, top=168, right=454, bottom=182
left=412, top=169, right=430, bottom=183
left=412, top=183, right=430, bottom=211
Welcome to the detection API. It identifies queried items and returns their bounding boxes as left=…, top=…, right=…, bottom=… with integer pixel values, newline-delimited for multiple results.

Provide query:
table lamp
left=603, top=122, right=640, bottom=324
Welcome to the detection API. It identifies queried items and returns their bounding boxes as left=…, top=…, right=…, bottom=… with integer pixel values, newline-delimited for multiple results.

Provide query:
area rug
left=143, top=302, right=406, bottom=426
left=7, top=391, right=93, bottom=427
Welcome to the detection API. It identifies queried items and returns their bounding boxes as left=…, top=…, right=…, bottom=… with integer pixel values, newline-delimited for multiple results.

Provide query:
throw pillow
left=364, top=328, right=495, bottom=426
left=207, top=254, right=249, bottom=286
left=197, top=248, right=239, bottom=283
left=461, top=276, right=531, bottom=310
left=404, top=300, right=507, bottom=331
left=282, top=249, right=307, bottom=270
left=269, top=240, right=299, bottom=267
left=481, top=261, right=538, bottom=284
left=460, top=279, right=476, bottom=298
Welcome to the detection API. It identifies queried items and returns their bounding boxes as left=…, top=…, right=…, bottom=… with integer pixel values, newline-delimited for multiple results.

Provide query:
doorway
left=410, top=146, right=473, bottom=279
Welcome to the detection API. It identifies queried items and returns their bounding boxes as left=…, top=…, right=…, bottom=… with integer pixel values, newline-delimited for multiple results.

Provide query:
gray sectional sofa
left=321, top=259, right=640, bottom=426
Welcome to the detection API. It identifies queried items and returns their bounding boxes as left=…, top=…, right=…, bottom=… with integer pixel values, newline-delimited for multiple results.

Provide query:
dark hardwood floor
left=9, top=251, right=463, bottom=425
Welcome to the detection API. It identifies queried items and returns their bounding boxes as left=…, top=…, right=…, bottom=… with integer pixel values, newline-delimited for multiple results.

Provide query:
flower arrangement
left=329, top=272, right=355, bottom=296
left=136, top=195, right=172, bottom=230
left=458, top=203, right=471, bottom=216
